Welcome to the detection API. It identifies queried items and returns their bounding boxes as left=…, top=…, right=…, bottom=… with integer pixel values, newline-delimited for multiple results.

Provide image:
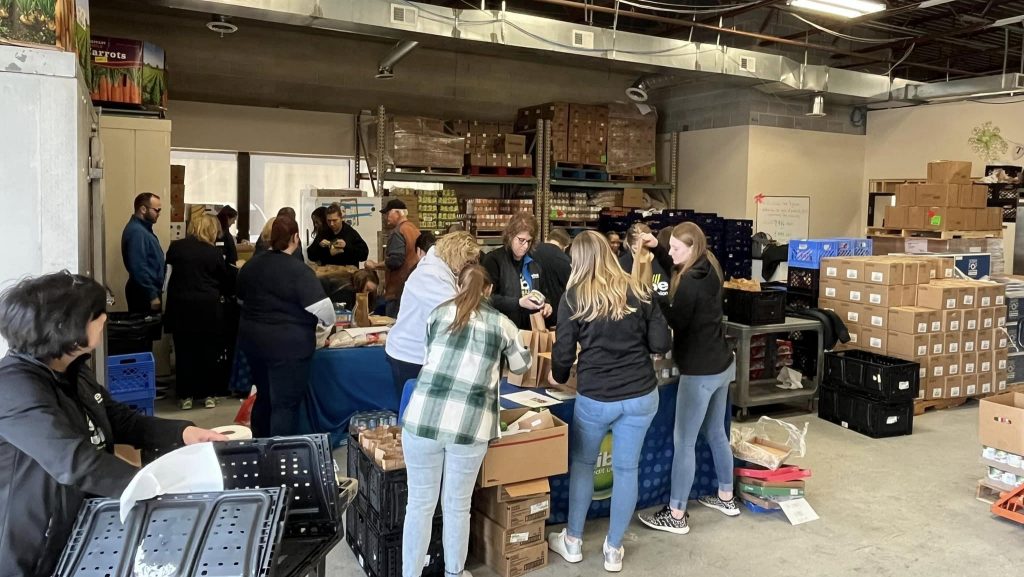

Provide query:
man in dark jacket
left=532, top=227, right=571, bottom=326
left=121, top=192, right=165, bottom=313
left=307, top=202, right=370, bottom=267
left=481, top=212, right=552, bottom=329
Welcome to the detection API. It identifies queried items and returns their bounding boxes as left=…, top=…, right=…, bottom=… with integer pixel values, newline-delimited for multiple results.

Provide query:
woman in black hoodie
left=637, top=222, right=739, bottom=536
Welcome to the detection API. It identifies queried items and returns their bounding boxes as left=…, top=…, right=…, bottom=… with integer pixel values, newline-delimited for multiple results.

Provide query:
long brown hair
left=669, top=222, right=725, bottom=297
left=567, top=231, right=650, bottom=322
left=447, top=264, right=493, bottom=334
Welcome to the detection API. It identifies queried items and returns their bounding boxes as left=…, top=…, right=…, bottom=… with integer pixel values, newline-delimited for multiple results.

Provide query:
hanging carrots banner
left=90, top=35, right=167, bottom=110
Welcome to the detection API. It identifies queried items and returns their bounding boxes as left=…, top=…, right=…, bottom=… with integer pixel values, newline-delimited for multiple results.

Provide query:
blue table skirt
left=500, top=381, right=728, bottom=524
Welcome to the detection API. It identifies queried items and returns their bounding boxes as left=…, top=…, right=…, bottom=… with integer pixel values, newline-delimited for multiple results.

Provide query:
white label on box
left=530, top=501, right=550, bottom=514
left=825, top=287, right=837, bottom=298
left=841, top=421, right=849, bottom=428
left=967, top=320, right=977, bottom=330
left=869, top=293, right=881, bottom=305
left=982, top=361, right=992, bottom=372
left=931, top=321, right=942, bottom=332
left=965, top=341, right=975, bottom=352
left=871, top=316, right=883, bottom=327
left=951, top=321, right=960, bottom=331
left=1000, top=359, right=1008, bottom=370
left=982, top=339, right=992, bottom=350
left=946, top=298, right=957, bottom=309
left=966, top=363, right=975, bottom=373
left=509, top=532, right=530, bottom=544
left=950, top=343, right=959, bottom=353
left=886, top=416, right=899, bottom=425
left=951, top=387, right=961, bottom=396
left=917, top=322, right=928, bottom=333
left=870, top=337, right=882, bottom=349
left=850, top=290, right=862, bottom=302
left=982, top=297, right=992, bottom=307
left=965, top=295, right=975, bottom=306
left=899, top=380, right=910, bottom=390
left=950, top=365, right=959, bottom=375
left=847, top=270, right=859, bottom=280
left=933, top=344, right=943, bottom=354
left=920, top=367, right=927, bottom=379
left=871, top=271, right=884, bottom=283
left=932, top=387, right=943, bottom=397
left=999, top=318, right=1006, bottom=327
left=849, top=312, right=860, bottom=323
left=934, top=366, right=944, bottom=377
left=967, top=385, right=978, bottom=395
left=984, top=318, right=993, bottom=329
left=917, top=345, right=928, bottom=356
left=826, top=266, right=838, bottom=278
left=997, top=295, right=1005, bottom=305
left=849, top=333, right=858, bottom=343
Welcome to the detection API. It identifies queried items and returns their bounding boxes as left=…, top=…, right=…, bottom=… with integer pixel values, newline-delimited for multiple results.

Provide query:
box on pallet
left=927, top=161, right=972, bottom=184
left=980, top=393, right=1024, bottom=455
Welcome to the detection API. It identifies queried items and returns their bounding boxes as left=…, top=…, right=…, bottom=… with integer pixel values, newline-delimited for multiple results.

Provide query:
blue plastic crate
left=107, top=352, right=156, bottom=397
left=111, top=390, right=155, bottom=416
left=788, top=239, right=840, bottom=269
left=834, top=238, right=874, bottom=257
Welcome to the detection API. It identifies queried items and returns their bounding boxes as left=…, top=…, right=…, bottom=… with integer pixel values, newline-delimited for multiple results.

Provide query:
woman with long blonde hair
left=546, top=231, right=671, bottom=573
left=638, top=221, right=738, bottom=535
left=401, top=264, right=531, bottom=577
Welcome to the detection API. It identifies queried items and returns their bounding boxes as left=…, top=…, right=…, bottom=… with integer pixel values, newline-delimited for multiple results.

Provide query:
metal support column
left=670, top=132, right=680, bottom=208
left=375, top=104, right=386, bottom=195
left=541, top=119, right=552, bottom=239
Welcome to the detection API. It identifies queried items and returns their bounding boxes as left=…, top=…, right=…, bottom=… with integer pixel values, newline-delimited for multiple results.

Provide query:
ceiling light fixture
left=788, top=0, right=886, bottom=19
left=806, top=95, right=826, bottom=117
left=206, top=14, right=238, bottom=37
left=991, top=15, right=1024, bottom=28
left=917, top=0, right=956, bottom=8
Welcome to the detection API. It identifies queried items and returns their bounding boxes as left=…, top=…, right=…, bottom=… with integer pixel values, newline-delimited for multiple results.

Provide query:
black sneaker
left=698, top=495, right=741, bottom=517
left=638, top=507, right=689, bottom=535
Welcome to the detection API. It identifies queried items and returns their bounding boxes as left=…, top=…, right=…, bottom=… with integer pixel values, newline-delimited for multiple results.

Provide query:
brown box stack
left=978, top=394, right=1024, bottom=494
left=883, top=160, right=1001, bottom=231
left=455, top=120, right=533, bottom=170
left=170, top=165, right=186, bottom=223
left=416, top=188, right=462, bottom=232
left=606, top=103, right=656, bottom=178
left=516, top=102, right=608, bottom=166
left=387, top=116, right=465, bottom=170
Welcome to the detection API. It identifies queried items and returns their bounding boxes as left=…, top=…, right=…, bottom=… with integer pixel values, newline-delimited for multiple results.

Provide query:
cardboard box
left=861, top=304, right=889, bottom=329
left=979, top=308, right=996, bottom=330
left=927, top=160, right=972, bottom=184
left=622, top=188, right=645, bottom=208
left=979, top=392, right=1024, bottom=455
left=962, top=330, right=978, bottom=353
left=996, top=348, right=1009, bottom=371
left=470, top=514, right=545, bottom=554
left=915, top=183, right=960, bottom=207
left=470, top=516, right=549, bottom=577
left=944, top=332, right=962, bottom=355
left=907, top=207, right=931, bottom=231
left=493, top=134, right=527, bottom=154
left=860, top=326, right=888, bottom=354
left=962, top=309, right=980, bottom=332
left=941, top=310, right=963, bottom=333
left=864, top=283, right=904, bottom=307
left=995, top=328, right=1009, bottom=351
left=171, top=165, right=186, bottom=185
left=960, top=285, right=979, bottom=308
left=918, top=284, right=959, bottom=310
left=946, top=353, right=962, bottom=377
left=864, top=260, right=902, bottom=285
left=962, top=352, right=978, bottom=375
left=480, top=408, right=568, bottom=487
left=887, top=331, right=930, bottom=359
left=979, top=350, right=994, bottom=374
left=888, top=307, right=934, bottom=335
left=996, top=305, right=1009, bottom=328
left=995, top=369, right=1009, bottom=393
left=959, top=184, right=989, bottom=208
left=979, top=371, right=994, bottom=395
left=884, top=206, right=907, bottom=228
left=925, top=377, right=946, bottom=400
left=984, top=207, right=1004, bottom=230
left=963, top=374, right=979, bottom=397
left=895, top=184, right=916, bottom=207
left=474, top=483, right=551, bottom=528
left=945, top=375, right=964, bottom=399
left=929, top=333, right=945, bottom=356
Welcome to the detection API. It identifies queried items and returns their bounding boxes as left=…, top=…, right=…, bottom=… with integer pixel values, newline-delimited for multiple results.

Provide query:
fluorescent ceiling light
left=991, top=15, right=1024, bottom=28
left=788, top=0, right=886, bottom=18
left=918, top=0, right=955, bottom=8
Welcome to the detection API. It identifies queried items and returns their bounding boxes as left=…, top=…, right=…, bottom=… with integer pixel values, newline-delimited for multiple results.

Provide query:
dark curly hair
left=0, top=272, right=108, bottom=361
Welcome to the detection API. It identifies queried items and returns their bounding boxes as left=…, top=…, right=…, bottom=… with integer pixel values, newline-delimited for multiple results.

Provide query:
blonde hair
left=188, top=214, right=221, bottom=245
left=435, top=231, right=481, bottom=275
left=566, top=231, right=650, bottom=322
left=447, top=264, right=492, bottom=334
left=260, top=217, right=276, bottom=244
left=669, top=222, right=724, bottom=297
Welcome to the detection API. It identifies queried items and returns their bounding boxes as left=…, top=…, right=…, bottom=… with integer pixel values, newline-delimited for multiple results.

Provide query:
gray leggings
left=669, top=359, right=737, bottom=511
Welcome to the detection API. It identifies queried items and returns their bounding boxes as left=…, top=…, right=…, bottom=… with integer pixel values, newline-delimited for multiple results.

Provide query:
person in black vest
left=165, top=214, right=231, bottom=410
left=481, top=212, right=552, bottom=329
left=216, top=205, right=239, bottom=268
left=237, top=216, right=335, bottom=437
left=307, top=203, right=369, bottom=267
left=532, top=227, right=572, bottom=325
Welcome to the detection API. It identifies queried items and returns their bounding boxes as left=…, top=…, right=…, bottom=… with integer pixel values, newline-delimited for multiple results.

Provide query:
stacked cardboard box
left=883, top=160, right=1001, bottom=231
left=454, top=120, right=533, bottom=169
left=515, top=102, right=608, bottom=166
left=467, top=200, right=534, bottom=232
left=384, top=116, right=465, bottom=170
left=606, top=102, right=656, bottom=178
left=819, top=255, right=1010, bottom=401
left=979, top=394, right=1024, bottom=495
left=470, top=408, right=568, bottom=577
left=548, top=191, right=599, bottom=222
left=170, top=165, right=186, bottom=223
left=416, top=189, right=462, bottom=232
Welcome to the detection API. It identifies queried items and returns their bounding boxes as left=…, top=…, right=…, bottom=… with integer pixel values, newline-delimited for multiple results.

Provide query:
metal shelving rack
left=369, top=108, right=680, bottom=241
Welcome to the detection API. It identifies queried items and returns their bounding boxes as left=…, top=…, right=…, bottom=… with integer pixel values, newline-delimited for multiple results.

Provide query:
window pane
left=250, top=154, right=353, bottom=242
left=169, top=150, right=238, bottom=207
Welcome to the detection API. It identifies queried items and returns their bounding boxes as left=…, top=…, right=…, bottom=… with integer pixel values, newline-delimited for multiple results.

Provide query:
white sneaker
left=698, top=495, right=741, bottom=517
left=603, top=538, right=624, bottom=573
left=547, top=529, right=582, bottom=563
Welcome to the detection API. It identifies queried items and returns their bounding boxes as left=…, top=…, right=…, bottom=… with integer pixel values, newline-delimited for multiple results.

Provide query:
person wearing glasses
left=0, top=271, right=227, bottom=576
left=122, top=192, right=165, bottom=313
left=481, top=212, right=552, bottom=329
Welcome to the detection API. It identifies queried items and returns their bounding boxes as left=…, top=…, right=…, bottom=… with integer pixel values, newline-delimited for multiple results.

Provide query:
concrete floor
left=161, top=397, right=1024, bottom=577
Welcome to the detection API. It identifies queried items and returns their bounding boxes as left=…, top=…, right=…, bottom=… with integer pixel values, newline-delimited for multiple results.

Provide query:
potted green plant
left=968, top=121, right=1009, bottom=164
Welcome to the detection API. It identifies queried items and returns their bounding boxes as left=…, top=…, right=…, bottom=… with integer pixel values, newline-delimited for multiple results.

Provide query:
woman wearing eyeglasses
left=0, top=272, right=227, bottom=576
left=481, top=212, right=553, bottom=329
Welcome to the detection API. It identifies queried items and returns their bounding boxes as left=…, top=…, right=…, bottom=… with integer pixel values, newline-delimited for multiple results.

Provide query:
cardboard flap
left=502, top=479, right=551, bottom=499
left=529, top=312, right=548, bottom=332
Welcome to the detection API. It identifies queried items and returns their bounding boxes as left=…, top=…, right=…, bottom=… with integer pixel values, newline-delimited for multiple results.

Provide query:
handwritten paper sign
left=755, top=196, right=810, bottom=243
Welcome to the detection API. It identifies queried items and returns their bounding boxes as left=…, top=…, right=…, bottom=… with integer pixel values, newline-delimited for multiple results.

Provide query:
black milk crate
left=349, top=502, right=444, bottom=577
left=216, top=434, right=340, bottom=538
left=987, top=182, right=1019, bottom=201
left=353, top=435, right=440, bottom=532
left=786, top=288, right=818, bottom=310
left=1004, top=205, right=1018, bottom=222
left=818, top=385, right=914, bottom=438
left=724, top=288, right=786, bottom=326
left=823, top=350, right=920, bottom=402
left=787, top=266, right=820, bottom=292
left=55, top=489, right=287, bottom=577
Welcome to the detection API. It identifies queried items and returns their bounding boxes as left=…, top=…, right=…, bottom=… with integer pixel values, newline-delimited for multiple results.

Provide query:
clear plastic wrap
left=607, top=102, right=657, bottom=176
left=731, top=416, right=808, bottom=470
left=366, top=115, right=465, bottom=170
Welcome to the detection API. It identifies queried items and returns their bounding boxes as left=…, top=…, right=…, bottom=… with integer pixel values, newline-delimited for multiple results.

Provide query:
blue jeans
left=670, top=359, right=737, bottom=511
left=568, top=388, right=659, bottom=549
left=402, top=429, right=488, bottom=577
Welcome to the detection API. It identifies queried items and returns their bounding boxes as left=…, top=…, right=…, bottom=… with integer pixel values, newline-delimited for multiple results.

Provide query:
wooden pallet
left=551, top=166, right=608, bottom=181
left=866, top=227, right=1003, bottom=239
left=466, top=165, right=534, bottom=177
left=608, top=173, right=657, bottom=183
left=392, top=166, right=463, bottom=175
left=914, top=396, right=968, bottom=416
left=977, top=479, right=1006, bottom=504
left=555, top=161, right=606, bottom=171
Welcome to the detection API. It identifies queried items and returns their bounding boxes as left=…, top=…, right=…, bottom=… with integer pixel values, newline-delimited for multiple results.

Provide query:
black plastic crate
left=106, top=312, right=162, bottom=355
left=1004, top=205, right=1018, bottom=223
left=818, top=385, right=914, bottom=438
left=987, top=182, right=1019, bottom=201
left=55, top=489, right=287, bottom=577
left=824, top=350, right=920, bottom=402
left=216, top=434, right=339, bottom=538
left=787, top=266, right=820, bottom=291
left=786, top=289, right=818, bottom=311
left=353, top=436, right=440, bottom=533
left=724, top=288, right=786, bottom=326
left=349, top=502, right=444, bottom=577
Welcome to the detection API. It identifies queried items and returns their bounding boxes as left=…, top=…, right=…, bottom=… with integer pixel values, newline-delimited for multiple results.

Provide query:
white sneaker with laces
left=547, top=529, right=582, bottom=563
left=603, top=538, right=624, bottom=573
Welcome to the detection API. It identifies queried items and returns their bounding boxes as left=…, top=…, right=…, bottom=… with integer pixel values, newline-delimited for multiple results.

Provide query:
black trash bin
left=106, top=312, right=162, bottom=355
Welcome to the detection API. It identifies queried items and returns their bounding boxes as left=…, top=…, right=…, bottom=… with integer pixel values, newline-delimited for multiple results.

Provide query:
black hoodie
left=0, top=353, right=191, bottom=576
left=652, top=246, right=734, bottom=376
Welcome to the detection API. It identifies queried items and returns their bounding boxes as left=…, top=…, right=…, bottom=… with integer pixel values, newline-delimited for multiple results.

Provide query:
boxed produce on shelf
left=606, top=102, right=656, bottom=177
left=89, top=35, right=167, bottom=109
left=1, top=0, right=90, bottom=84
left=371, top=115, right=465, bottom=170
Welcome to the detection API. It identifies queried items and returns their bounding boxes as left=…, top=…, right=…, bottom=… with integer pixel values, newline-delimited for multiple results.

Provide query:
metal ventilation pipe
left=376, top=40, right=419, bottom=79
left=626, top=75, right=688, bottom=102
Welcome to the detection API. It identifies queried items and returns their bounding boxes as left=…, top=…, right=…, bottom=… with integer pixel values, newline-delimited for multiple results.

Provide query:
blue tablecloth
left=299, top=347, right=396, bottom=446
left=500, top=381, right=728, bottom=524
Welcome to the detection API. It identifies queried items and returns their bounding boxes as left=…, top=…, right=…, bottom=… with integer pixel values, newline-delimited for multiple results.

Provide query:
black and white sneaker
left=697, top=495, right=741, bottom=517
left=638, top=507, right=689, bottom=535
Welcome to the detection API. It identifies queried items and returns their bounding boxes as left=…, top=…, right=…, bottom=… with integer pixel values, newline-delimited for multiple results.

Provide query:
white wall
left=167, top=101, right=356, bottom=156
left=677, top=126, right=750, bottom=218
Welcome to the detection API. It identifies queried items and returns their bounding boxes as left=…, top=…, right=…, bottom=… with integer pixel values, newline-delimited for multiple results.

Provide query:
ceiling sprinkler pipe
left=379, top=40, right=420, bottom=71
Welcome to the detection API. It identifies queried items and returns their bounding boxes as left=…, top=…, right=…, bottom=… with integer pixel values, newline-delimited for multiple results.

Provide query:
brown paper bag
left=631, top=246, right=654, bottom=288
left=507, top=313, right=555, bottom=388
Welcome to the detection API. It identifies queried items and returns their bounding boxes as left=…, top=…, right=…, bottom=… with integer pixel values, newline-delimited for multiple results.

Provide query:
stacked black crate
left=983, top=165, right=1022, bottom=224
left=722, top=219, right=753, bottom=280
left=818, top=350, right=920, bottom=438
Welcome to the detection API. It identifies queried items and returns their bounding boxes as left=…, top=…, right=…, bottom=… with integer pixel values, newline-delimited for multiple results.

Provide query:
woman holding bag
left=546, top=231, right=671, bottom=573
left=401, top=265, right=531, bottom=577
left=638, top=222, right=739, bottom=535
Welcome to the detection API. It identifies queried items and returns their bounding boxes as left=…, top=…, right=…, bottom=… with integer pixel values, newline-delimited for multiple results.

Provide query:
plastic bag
left=731, top=416, right=808, bottom=470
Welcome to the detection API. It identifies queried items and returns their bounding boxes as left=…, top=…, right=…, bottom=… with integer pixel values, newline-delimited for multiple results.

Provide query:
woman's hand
left=319, top=239, right=332, bottom=248
left=640, top=232, right=659, bottom=249
left=547, top=370, right=561, bottom=386
left=540, top=303, right=553, bottom=318
left=182, top=426, right=229, bottom=445
left=519, top=295, right=543, bottom=311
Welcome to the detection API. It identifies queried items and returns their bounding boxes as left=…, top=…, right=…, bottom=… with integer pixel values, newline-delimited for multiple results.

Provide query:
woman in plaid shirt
left=401, top=265, right=531, bottom=577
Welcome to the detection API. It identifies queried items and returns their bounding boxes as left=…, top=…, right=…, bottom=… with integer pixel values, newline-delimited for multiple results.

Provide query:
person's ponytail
left=448, top=264, right=493, bottom=334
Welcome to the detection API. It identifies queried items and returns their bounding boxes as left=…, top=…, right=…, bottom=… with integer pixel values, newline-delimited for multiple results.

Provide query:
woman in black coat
left=165, top=214, right=230, bottom=409
left=480, top=212, right=552, bottom=329
left=0, top=272, right=225, bottom=577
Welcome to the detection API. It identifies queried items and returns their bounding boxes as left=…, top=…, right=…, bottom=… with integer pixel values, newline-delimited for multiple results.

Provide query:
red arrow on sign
left=754, top=193, right=766, bottom=204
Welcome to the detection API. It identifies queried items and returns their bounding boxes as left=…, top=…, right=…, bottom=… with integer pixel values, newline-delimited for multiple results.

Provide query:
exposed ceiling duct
left=148, top=0, right=1020, bottom=106
left=898, top=73, right=1024, bottom=103
left=376, top=39, right=419, bottom=79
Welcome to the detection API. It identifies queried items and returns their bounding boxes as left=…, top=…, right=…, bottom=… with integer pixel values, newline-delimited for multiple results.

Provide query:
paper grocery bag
left=632, top=246, right=654, bottom=288
left=507, top=313, right=554, bottom=388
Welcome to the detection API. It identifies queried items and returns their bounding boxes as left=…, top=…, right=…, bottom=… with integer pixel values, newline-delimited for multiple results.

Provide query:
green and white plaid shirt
left=402, top=301, right=531, bottom=445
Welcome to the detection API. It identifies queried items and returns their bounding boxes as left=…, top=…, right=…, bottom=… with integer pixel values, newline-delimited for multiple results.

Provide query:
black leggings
left=173, top=332, right=223, bottom=400
left=248, top=354, right=313, bottom=438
